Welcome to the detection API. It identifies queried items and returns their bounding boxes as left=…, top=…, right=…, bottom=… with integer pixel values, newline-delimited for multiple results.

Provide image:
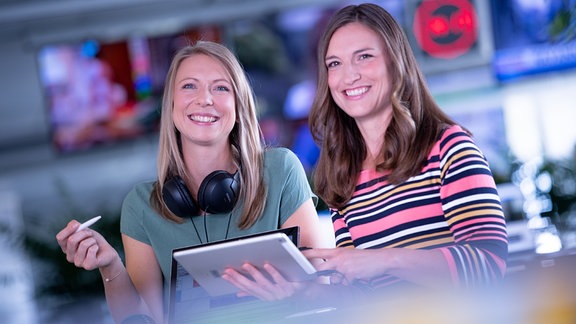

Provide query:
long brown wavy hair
left=309, top=3, right=462, bottom=209
left=151, top=41, right=267, bottom=229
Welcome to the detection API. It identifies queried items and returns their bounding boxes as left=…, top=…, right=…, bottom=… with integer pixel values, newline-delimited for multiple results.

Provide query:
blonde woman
left=57, top=41, right=323, bottom=323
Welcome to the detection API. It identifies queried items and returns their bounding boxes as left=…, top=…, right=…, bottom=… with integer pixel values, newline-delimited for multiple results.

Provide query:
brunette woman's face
left=325, top=22, right=392, bottom=124
left=172, top=54, right=236, bottom=148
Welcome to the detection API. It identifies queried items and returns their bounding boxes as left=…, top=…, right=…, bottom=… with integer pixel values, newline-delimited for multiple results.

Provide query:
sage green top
left=120, top=147, right=317, bottom=305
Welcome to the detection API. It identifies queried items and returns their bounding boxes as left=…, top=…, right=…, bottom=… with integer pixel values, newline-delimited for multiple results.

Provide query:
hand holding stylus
left=75, top=215, right=102, bottom=233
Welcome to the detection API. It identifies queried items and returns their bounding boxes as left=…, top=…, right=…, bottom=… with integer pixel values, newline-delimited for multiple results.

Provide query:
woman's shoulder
left=435, top=124, right=481, bottom=158
left=124, top=180, right=156, bottom=203
left=262, top=147, right=306, bottom=182
left=440, top=124, right=469, bottom=139
left=437, top=124, right=474, bottom=146
left=263, top=146, right=299, bottom=165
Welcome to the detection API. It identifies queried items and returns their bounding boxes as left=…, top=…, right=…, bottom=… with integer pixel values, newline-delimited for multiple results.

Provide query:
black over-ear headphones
left=162, top=170, right=240, bottom=217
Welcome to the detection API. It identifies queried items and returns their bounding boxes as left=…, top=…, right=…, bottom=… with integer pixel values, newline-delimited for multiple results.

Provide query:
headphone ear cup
left=162, top=176, right=199, bottom=217
left=198, top=170, right=240, bottom=214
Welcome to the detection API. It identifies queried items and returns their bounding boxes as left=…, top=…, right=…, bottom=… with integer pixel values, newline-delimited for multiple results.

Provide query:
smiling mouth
left=189, top=115, right=217, bottom=123
left=345, top=87, right=368, bottom=97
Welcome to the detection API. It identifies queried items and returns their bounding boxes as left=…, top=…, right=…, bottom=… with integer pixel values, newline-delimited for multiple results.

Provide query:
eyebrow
left=325, top=47, right=375, bottom=61
left=177, top=77, right=231, bottom=84
left=211, top=78, right=232, bottom=84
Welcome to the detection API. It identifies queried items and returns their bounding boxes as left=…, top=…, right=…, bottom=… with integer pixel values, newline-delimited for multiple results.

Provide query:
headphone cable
left=203, top=208, right=233, bottom=243
left=188, top=214, right=205, bottom=244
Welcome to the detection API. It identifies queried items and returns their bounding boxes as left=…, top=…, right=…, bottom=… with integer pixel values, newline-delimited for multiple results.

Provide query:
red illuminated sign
left=413, top=0, right=478, bottom=59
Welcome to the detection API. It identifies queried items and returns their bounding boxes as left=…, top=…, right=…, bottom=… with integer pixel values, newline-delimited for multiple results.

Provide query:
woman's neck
left=182, top=143, right=235, bottom=188
left=359, top=127, right=386, bottom=171
left=356, top=108, right=391, bottom=170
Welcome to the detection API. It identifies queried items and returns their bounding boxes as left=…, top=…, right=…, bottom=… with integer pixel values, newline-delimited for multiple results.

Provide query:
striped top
left=331, top=125, right=508, bottom=289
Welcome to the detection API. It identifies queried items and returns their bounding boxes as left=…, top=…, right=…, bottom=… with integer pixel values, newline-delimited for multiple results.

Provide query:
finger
left=76, top=236, right=97, bottom=258
left=64, top=230, right=92, bottom=257
left=240, top=263, right=281, bottom=296
left=74, top=237, right=97, bottom=268
left=235, top=290, right=250, bottom=298
left=254, top=263, right=296, bottom=300
left=231, top=265, right=280, bottom=301
left=227, top=278, right=276, bottom=301
left=55, top=220, right=81, bottom=250
left=262, top=263, right=288, bottom=285
left=301, top=248, right=333, bottom=260
left=309, top=255, right=336, bottom=274
left=83, top=244, right=100, bottom=270
left=330, top=273, right=342, bottom=285
left=262, top=264, right=294, bottom=300
left=221, top=268, right=259, bottom=292
left=242, top=263, right=275, bottom=284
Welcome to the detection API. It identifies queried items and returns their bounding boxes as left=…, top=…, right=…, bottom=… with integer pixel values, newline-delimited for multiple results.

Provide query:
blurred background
left=1, top=0, right=576, bottom=323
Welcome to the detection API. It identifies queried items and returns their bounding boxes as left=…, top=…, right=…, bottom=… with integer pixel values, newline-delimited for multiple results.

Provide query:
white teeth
left=346, top=87, right=368, bottom=96
left=189, top=115, right=217, bottom=123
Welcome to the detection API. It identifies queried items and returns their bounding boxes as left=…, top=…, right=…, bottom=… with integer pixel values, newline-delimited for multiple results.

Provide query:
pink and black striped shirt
left=331, top=125, right=508, bottom=289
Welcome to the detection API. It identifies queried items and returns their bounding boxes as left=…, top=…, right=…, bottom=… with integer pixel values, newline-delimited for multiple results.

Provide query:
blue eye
left=182, top=83, right=195, bottom=89
left=215, top=85, right=230, bottom=92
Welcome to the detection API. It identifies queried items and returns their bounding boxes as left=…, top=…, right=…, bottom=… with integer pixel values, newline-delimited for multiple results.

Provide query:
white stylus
left=75, top=215, right=102, bottom=233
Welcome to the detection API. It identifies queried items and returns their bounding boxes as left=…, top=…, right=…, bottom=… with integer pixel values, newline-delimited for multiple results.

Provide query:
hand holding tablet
left=172, top=231, right=317, bottom=297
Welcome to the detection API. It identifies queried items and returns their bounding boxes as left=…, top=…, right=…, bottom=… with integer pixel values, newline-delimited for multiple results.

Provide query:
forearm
left=99, top=258, right=155, bottom=323
left=378, top=243, right=507, bottom=289
left=383, top=248, right=452, bottom=288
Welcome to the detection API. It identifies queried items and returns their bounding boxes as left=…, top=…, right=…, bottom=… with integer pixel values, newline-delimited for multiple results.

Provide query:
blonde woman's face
left=172, top=54, right=236, bottom=149
left=325, top=22, right=392, bottom=126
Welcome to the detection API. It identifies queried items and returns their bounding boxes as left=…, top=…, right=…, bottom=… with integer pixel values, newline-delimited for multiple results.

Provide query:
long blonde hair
left=309, top=4, right=460, bottom=209
left=151, top=41, right=267, bottom=229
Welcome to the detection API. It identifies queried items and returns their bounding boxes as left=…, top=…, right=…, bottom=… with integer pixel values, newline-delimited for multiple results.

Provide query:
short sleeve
left=120, top=181, right=155, bottom=245
left=264, top=147, right=317, bottom=226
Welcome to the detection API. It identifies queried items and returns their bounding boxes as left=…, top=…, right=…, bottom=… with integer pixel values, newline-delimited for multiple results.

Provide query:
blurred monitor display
left=491, top=0, right=576, bottom=82
left=403, top=0, right=493, bottom=74
left=36, top=27, right=220, bottom=153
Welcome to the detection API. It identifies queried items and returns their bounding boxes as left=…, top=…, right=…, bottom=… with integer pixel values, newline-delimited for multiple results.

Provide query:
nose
left=344, top=64, right=360, bottom=84
left=196, top=87, right=213, bottom=106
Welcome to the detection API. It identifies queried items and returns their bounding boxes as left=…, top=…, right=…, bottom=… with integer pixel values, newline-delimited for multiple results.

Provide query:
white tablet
left=172, top=231, right=317, bottom=297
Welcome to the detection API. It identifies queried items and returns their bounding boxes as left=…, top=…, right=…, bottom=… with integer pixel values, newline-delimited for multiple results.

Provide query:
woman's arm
left=56, top=221, right=164, bottom=323
left=281, top=197, right=326, bottom=249
left=116, top=235, right=164, bottom=323
left=303, top=247, right=452, bottom=288
left=436, top=129, right=508, bottom=287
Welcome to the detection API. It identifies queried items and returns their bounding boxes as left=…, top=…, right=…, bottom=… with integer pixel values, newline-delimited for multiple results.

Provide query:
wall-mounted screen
left=404, top=0, right=493, bottom=74
left=36, top=26, right=221, bottom=153
left=490, top=0, right=576, bottom=82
